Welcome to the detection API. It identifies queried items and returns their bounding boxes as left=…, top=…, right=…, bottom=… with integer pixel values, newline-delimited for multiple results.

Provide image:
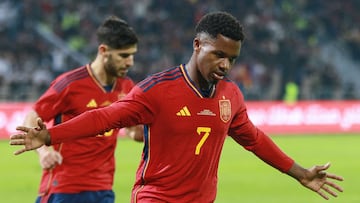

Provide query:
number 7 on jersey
left=195, top=127, right=211, bottom=155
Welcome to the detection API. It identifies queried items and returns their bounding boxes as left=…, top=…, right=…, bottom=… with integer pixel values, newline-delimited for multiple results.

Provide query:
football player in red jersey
left=11, top=12, right=343, bottom=202
left=20, top=15, right=143, bottom=203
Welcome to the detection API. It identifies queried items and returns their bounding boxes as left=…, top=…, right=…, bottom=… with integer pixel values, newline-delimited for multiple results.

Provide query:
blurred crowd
left=0, top=0, right=359, bottom=101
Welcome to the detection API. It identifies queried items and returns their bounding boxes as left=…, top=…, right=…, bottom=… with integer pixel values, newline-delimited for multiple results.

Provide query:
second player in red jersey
left=21, top=16, right=143, bottom=203
left=34, top=64, right=135, bottom=194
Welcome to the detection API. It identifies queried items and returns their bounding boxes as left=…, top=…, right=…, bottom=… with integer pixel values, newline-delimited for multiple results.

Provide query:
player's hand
left=37, top=146, right=62, bottom=170
left=125, top=125, right=144, bottom=142
left=300, top=162, right=344, bottom=200
left=9, top=118, right=51, bottom=155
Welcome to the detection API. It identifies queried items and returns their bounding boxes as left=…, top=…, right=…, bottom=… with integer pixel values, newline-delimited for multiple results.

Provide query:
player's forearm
left=47, top=99, right=145, bottom=144
left=47, top=102, right=137, bottom=144
left=23, top=110, right=40, bottom=128
left=247, top=131, right=294, bottom=173
left=47, top=110, right=110, bottom=145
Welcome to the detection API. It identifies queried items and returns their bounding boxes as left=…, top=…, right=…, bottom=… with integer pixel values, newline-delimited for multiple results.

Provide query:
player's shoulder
left=220, top=77, right=244, bottom=98
left=116, top=75, right=134, bottom=84
left=115, top=76, right=136, bottom=90
left=52, top=65, right=89, bottom=92
left=55, top=66, right=88, bottom=81
left=137, top=66, right=183, bottom=92
left=221, top=76, right=240, bottom=89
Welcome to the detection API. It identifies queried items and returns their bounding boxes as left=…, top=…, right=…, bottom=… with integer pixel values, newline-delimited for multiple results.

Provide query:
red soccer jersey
left=49, top=64, right=294, bottom=202
left=34, top=64, right=134, bottom=195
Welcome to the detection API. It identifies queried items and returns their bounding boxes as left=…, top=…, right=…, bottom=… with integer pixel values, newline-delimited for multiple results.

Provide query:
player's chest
left=155, top=93, right=235, bottom=134
left=66, top=86, right=128, bottom=114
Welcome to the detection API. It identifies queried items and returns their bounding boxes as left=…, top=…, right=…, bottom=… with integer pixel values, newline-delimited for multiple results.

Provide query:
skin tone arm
left=22, top=111, right=62, bottom=169
left=9, top=119, right=343, bottom=200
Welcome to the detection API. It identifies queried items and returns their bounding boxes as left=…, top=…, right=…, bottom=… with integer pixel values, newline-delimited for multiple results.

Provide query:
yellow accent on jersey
left=195, top=127, right=211, bottom=155
left=176, top=106, right=191, bottom=116
left=86, top=99, right=98, bottom=108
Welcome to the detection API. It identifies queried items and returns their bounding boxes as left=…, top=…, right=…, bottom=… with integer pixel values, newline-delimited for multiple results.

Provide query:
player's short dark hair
left=96, top=15, right=138, bottom=49
left=195, top=11, right=245, bottom=42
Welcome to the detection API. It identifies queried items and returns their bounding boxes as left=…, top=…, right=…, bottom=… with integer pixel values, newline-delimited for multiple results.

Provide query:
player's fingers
left=55, top=153, right=63, bottom=165
left=37, top=118, right=47, bottom=129
left=15, top=126, right=30, bottom=132
left=317, top=189, right=329, bottom=200
left=9, top=138, right=25, bottom=145
left=44, top=160, right=56, bottom=169
left=326, top=172, right=344, bottom=181
left=48, top=152, right=62, bottom=164
left=14, top=148, right=27, bottom=155
left=326, top=180, right=344, bottom=192
left=10, top=133, right=26, bottom=140
left=323, top=162, right=331, bottom=169
left=314, top=162, right=330, bottom=172
left=321, top=185, right=338, bottom=197
left=41, top=161, right=51, bottom=169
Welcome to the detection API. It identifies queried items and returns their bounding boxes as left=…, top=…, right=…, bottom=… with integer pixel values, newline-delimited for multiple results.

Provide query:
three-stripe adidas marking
left=176, top=106, right=191, bottom=116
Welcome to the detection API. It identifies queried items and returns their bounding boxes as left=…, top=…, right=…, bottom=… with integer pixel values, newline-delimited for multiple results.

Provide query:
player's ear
left=193, top=38, right=200, bottom=51
left=98, top=44, right=108, bottom=55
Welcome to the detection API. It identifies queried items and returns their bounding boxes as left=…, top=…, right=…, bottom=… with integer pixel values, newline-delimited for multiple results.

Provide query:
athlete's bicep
left=228, top=107, right=260, bottom=147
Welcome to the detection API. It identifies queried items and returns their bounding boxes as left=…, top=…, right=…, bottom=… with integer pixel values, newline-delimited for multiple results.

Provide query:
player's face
left=195, top=34, right=241, bottom=84
left=103, top=44, right=137, bottom=78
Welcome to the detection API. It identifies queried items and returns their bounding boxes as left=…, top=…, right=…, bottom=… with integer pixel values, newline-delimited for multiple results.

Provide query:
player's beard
left=104, top=55, right=126, bottom=78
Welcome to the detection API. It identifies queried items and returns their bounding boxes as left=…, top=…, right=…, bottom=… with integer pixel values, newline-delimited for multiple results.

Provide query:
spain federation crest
left=219, top=99, right=231, bottom=123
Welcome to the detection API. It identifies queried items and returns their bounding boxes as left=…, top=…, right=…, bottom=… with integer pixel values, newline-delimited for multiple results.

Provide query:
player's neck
left=184, top=63, right=216, bottom=98
left=89, top=62, right=115, bottom=86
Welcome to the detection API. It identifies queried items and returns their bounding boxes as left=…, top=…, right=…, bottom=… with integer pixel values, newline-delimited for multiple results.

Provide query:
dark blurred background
left=0, top=0, right=359, bottom=101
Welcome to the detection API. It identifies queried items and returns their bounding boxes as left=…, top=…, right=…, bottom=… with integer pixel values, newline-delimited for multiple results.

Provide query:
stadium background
left=0, top=0, right=359, bottom=202
left=1, top=0, right=359, bottom=101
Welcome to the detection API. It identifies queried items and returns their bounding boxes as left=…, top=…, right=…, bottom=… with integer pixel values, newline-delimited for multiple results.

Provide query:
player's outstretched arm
left=9, top=118, right=51, bottom=155
left=287, top=162, right=344, bottom=200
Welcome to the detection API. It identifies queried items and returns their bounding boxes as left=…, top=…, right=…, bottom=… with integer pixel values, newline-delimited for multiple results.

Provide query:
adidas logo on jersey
left=176, top=106, right=191, bottom=116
